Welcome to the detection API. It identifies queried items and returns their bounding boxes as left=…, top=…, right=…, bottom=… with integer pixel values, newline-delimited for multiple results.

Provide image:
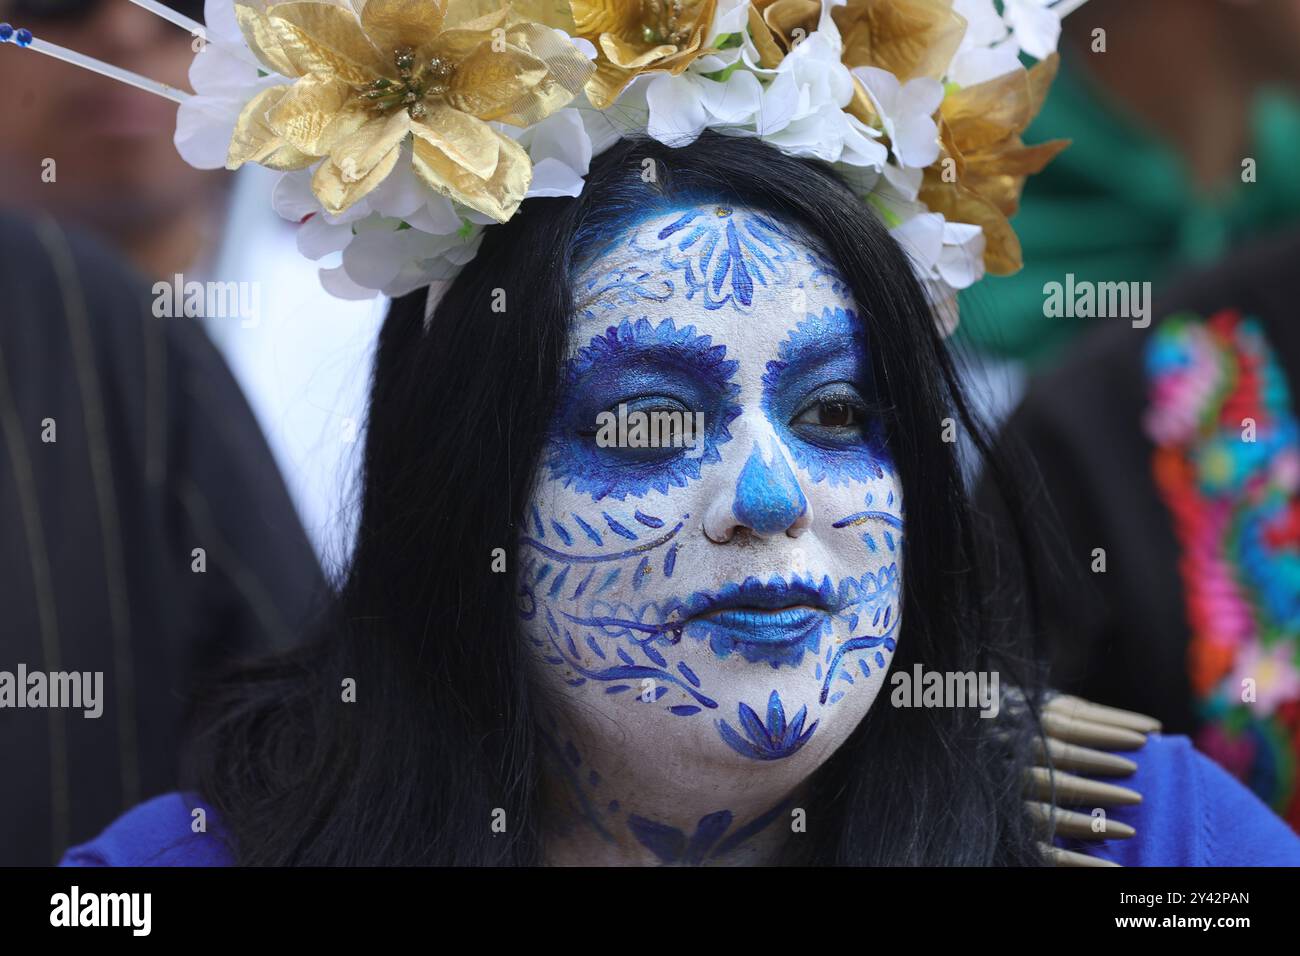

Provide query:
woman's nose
left=703, top=436, right=814, bottom=543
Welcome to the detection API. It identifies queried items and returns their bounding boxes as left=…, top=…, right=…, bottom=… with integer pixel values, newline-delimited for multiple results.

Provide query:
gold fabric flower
left=919, top=54, right=1068, bottom=275
left=832, top=0, right=966, bottom=83
left=532, top=0, right=718, bottom=110
left=227, top=0, right=594, bottom=220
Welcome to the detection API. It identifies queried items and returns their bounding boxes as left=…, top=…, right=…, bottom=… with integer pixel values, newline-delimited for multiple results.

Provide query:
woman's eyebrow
left=773, top=332, right=865, bottom=369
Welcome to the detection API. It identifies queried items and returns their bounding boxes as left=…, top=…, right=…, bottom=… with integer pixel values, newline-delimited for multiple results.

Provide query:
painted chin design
left=681, top=578, right=835, bottom=667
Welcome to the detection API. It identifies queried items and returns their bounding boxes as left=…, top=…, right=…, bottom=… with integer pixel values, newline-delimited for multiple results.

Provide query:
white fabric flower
left=643, top=29, right=885, bottom=169
left=853, top=66, right=943, bottom=168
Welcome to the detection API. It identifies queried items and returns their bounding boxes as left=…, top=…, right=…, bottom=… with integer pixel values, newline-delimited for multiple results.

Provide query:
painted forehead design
left=572, top=204, right=854, bottom=323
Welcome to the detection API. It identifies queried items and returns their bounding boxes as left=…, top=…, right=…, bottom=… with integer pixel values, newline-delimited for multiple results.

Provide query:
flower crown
left=1, top=0, right=1086, bottom=330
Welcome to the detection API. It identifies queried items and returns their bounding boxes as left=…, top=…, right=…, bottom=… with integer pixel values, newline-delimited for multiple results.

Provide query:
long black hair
left=187, top=132, right=1048, bottom=865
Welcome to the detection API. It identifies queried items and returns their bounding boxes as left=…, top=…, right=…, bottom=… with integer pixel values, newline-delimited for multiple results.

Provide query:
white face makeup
left=517, top=203, right=903, bottom=864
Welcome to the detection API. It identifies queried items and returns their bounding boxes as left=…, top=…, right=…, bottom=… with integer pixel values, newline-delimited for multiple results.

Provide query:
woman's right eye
left=572, top=396, right=703, bottom=462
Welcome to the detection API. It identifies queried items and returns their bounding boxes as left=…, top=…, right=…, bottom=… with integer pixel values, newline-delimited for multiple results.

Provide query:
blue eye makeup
left=762, top=307, right=892, bottom=485
left=547, top=317, right=742, bottom=501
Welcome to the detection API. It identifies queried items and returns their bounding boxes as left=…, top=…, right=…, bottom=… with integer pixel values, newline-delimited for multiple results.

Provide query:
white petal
left=947, top=40, right=1023, bottom=86
left=340, top=227, right=407, bottom=291
left=893, top=113, right=941, bottom=168
left=699, top=70, right=763, bottom=125
left=521, top=110, right=592, bottom=178
left=646, top=74, right=710, bottom=147
left=363, top=154, right=428, bottom=220
left=898, top=77, right=944, bottom=120
left=296, top=215, right=352, bottom=258
left=174, top=95, right=240, bottom=169
left=938, top=221, right=986, bottom=289
left=1004, top=0, right=1061, bottom=60
left=271, top=170, right=320, bottom=221
left=204, top=0, right=244, bottom=46
left=755, top=69, right=800, bottom=134
left=891, top=212, right=945, bottom=276
left=710, top=0, right=751, bottom=38
left=319, top=264, right=381, bottom=300
left=854, top=65, right=901, bottom=116
left=405, top=196, right=462, bottom=235
left=953, top=0, right=1008, bottom=48
left=526, top=158, right=584, bottom=197
left=882, top=162, right=923, bottom=202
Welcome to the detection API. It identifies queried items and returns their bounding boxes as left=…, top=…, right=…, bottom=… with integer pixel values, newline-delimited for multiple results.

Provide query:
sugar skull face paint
left=518, top=203, right=903, bottom=857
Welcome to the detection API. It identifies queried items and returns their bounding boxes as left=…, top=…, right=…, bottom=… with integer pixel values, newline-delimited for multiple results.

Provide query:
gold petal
left=266, top=1, right=391, bottom=84
left=747, top=4, right=785, bottom=69
left=448, top=18, right=592, bottom=126
left=1026, top=52, right=1059, bottom=119
left=763, top=0, right=822, bottom=51
left=571, top=0, right=634, bottom=37
left=961, top=137, right=1068, bottom=216
left=600, top=33, right=678, bottom=70
left=448, top=44, right=554, bottom=126
left=585, top=58, right=635, bottom=110
left=511, top=0, right=577, bottom=33
left=942, top=67, right=1032, bottom=151
left=266, top=74, right=367, bottom=156
left=227, top=85, right=317, bottom=170
left=506, top=16, right=596, bottom=100
left=966, top=137, right=1069, bottom=178
left=359, top=0, right=447, bottom=62
left=328, top=109, right=411, bottom=185
left=846, top=74, right=879, bottom=126
left=409, top=104, right=500, bottom=180
left=312, top=132, right=403, bottom=214
left=235, top=2, right=303, bottom=77
left=441, top=1, right=513, bottom=30
left=411, top=125, right=531, bottom=222
left=835, top=0, right=967, bottom=82
left=429, top=12, right=509, bottom=62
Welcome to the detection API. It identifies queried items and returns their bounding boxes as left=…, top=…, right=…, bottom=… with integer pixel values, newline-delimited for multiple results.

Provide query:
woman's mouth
left=695, top=605, right=825, bottom=643
left=682, top=579, right=833, bottom=652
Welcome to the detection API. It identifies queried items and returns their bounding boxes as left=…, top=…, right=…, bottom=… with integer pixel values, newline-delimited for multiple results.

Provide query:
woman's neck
left=537, top=721, right=808, bottom=866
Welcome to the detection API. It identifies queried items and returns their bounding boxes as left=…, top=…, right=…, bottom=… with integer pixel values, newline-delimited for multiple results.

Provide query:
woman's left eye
left=797, top=399, right=860, bottom=428
left=791, top=386, right=869, bottom=433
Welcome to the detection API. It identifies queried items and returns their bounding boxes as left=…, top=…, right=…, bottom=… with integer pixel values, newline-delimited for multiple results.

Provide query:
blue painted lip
left=695, top=606, right=826, bottom=646
left=685, top=581, right=831, bottom=646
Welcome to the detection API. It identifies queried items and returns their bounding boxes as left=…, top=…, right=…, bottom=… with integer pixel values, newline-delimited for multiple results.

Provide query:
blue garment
left=1057, top=734, right=1300, bottom=865
left=61, top=792, right=232, bottom=867
left=61, top=735, right=1300, bottom=866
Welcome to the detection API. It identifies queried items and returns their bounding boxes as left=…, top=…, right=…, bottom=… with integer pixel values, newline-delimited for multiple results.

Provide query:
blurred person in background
left=954, top=0, right=1300, bottom=425
left=0, top=0, right=388, bottom=563
left=0, top=209, right=324, bottom=865
left=0, top=0, right=224, bottom=279
left=978, top=0, right=1300, bottom=831
left=0, top=0, right=334, bottom=864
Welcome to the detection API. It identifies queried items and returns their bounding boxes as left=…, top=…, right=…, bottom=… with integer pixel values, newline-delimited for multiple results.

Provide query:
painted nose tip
left=730, top=439, right=808, bottom=537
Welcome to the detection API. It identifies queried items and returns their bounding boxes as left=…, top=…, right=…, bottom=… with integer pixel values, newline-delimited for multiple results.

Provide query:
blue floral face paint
left=518, top=204, right=904, bottom=864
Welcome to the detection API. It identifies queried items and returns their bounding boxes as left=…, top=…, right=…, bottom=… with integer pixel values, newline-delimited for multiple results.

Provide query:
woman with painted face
left=60, top=135, right=1300, bottom=867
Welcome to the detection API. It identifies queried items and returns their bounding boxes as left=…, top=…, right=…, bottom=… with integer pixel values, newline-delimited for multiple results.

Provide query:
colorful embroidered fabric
left=1145, top=309, right=1300, bottom=829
